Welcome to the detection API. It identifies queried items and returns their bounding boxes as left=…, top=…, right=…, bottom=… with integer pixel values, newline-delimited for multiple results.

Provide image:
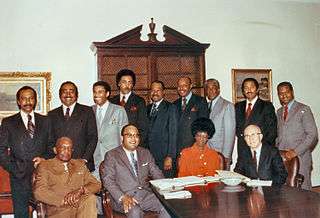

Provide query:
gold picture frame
left=0, top=72, right=51, bottom=122
left=232, top=69, right=272, bottom=103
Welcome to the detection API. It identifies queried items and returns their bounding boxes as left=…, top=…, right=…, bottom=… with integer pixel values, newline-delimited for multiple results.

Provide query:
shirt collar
left=120, top=91, right=132, bottom=103
left=122, top=146, right=137, bottom=160
left=62, top=102, right=76, bottom=115
left=20, top=110, right=35, bottom=127
left=184, top=91, right=192, bottom=103
left=246, top=96, right=258, bottom=107
left=97, top=100, right=109, bottom=111
left=286, top=99, right=295, bottom=111
left=153, top=98, right=163, bottom=108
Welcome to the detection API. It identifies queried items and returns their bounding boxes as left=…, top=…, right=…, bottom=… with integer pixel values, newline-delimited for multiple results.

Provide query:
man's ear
left=259, top=133, right=263, bottom=142
left=53, top=147, right=57, bottom=155
left=106, top=91, right=110, bottom=99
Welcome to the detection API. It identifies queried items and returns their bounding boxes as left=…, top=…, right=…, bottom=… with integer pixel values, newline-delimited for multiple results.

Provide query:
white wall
left=1, top=0, right=319, bottom=185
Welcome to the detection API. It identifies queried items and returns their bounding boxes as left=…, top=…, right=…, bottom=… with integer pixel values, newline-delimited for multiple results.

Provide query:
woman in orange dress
left=178, top=117, right=221, bottom=177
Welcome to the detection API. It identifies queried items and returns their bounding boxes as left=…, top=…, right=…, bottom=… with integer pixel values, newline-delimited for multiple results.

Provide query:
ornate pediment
left=92, top=18, right=210, bottom=51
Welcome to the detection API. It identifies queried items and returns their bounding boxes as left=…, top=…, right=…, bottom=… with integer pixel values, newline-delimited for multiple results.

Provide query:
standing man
left=92, top=81, right=128, bottom=179
left=235, top=78, right=277, bottom=158
left=276, top=81, right=318, bottom=190
left=33, top=137, right=101, bottom=218
left=173, top=77, right=209, bottom=155
left=147, top=80, right=178, bottom=177
left=101, top=124, right=170, bottom=218
left=48, top=81, right=98, bottom=172
left=205, top=78, right=236, bottom=169
left=0, top=86, right=54, bottom=217
left=110, top=69, right=148, bottom=147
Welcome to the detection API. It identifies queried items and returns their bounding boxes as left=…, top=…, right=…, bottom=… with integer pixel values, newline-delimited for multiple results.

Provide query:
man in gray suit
left=101, top=124, right=170, bottom=218
left=276, top=81, right=318, bottom=190
left=205, top=79, right=236, bottom=169
left=92, top=81, right=128, bottom=179
left=92, top=81, right=128, bottom=216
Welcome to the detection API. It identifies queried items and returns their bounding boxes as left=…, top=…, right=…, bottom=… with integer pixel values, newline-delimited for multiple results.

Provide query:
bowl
left=220, top=177, right=243, bottom=186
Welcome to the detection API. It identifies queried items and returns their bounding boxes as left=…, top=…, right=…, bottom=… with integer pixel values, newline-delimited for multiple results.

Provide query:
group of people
left=0, top=68, right=318, bottom=218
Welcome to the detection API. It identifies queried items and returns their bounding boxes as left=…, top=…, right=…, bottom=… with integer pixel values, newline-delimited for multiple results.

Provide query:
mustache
left=22, top=104, right=33, bottom=107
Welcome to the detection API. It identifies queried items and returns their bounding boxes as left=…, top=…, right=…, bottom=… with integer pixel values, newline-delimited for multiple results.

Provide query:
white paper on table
left=246, top=179, right=272, bottom=187
left=163, top=190, right=192, bottom=199
left=202, top=176, right=221, bottom=183
left=150, top=176, right=206, bottom=191
left=216, top=170, right=251, bottom=182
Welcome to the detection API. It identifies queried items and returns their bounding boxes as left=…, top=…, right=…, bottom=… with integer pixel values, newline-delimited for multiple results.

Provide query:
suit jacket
left=48, top=103, right=98, bottom=171
left=110, top=93, right=148, bottom=147
left=92, top=102, right=128, bottom=179
left=207, top=96, right=236, bottom=159
left=173, top=93, right=209, bottom=154
left=234, top=144, right=288, bottom=185
left=0, top=112, right=54, bottom=181
left=276, top=100, right=318, bottom=189
left=102, top=146, right=163, bottom=204
left=146, top=100, right=178, bottom=167
left=235, top=98, right=277, bottom=156
left=33, top=158, right=101, bottom=215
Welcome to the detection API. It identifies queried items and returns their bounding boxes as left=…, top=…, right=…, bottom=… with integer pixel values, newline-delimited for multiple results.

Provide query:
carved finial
left=148, top=18, right=157, bottom=42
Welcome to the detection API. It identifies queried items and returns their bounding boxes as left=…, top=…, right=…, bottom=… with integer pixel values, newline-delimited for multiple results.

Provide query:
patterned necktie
left=150, top=103, right=157, bottom=116
left=182, top=97, right=187, bottom=111
left=283, top=105, right=288, bottom=121
left=246, top=103, right=252, bottom=119
left=120, top=96, right=126, bottom=107
left=96, top=107, right=103, bottom=126
left=252, top=150, right=257, bottom=171
left=27, top=114, right=35, bottom=139
left=130, top=152, right=138, bottom=176
left=65, top=107, right=70, bottom=120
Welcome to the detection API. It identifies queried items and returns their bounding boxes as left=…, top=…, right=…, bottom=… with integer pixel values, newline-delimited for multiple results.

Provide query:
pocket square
left=142, top=162, right=149, bottom=166
left=191, top=106, right=198, bottom=112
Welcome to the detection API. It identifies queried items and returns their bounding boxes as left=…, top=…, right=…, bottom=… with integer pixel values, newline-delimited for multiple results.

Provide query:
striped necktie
left=27, top=114, right=35, bottom=138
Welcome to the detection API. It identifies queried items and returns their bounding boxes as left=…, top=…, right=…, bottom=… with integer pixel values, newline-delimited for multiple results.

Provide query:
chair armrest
left=295, top=174, right=304, bottom=188
left=101, top=188, right=114, bottom=218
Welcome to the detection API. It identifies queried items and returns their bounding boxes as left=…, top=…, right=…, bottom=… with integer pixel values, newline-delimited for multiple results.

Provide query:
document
left=246, top=180, right=272, bottom=187
left=163, top=190, right=192, bottom=199
left=216, top=170, right=251, bottom=182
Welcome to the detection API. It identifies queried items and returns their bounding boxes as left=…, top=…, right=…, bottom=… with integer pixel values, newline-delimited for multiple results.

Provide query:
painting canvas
left=232, top=69, right=272, bottom=103
left=0, top=72, right=51, bottom=122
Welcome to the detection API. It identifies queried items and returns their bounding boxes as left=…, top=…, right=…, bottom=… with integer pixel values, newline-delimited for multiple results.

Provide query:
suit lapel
left=286, top=101, right=299, bottom=122
left=257, top=144, right=268, bottom=176
left=14, top=113, right=28, bottom=138
left=211, top=97, right=223, bottom=117
left=118, top=147, right=138, bottom=180
left=101, top=103, right=114, bottom=129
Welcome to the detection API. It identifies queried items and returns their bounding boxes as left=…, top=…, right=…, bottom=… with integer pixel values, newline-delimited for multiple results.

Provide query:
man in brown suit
left=33, top=137, right=101, bottom=218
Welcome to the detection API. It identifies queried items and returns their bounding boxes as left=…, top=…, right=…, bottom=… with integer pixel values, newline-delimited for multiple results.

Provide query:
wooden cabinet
left=92, top=19, right=210, bottom=102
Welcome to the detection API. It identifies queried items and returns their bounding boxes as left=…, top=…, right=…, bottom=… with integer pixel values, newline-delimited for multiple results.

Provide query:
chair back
left=0, top=153, right=14, bottom=215
left=279, top=150, right=300, bottom=187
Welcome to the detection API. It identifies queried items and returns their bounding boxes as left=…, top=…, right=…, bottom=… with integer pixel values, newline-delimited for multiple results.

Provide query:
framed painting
left=0, top=72, right=51, bottom=122
left=232, top=69, right=272, bottom=103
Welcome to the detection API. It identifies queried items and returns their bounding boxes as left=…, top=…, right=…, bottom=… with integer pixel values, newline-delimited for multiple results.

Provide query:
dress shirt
left=20, top=110, right=35, bottom=129
left=122, top=147, right=138, bottom=166
left=96, top=101, right=109, bottom=122
left=120, top=91, right=132, bottom=104
left=183, top=92, right=192, bottom=106
left=246, top=96, right=258, bottom=111
left=250, top=144, right=262, bottom=170
left=285, top=99, right=295, bottom=112
left=206, top=95, right=220, bottom=112
left=62, top=102, right=76, bottom=116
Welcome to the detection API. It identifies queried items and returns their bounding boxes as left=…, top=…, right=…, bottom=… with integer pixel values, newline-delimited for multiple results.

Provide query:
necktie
left=208, top=100, right=213, bottom=114
left=182, top=97, right=187, bottom=111
left=96, top=107, right=103, bottom=126
left=120, top=96, right=126, bottom=107
left=246, top=103, right=252, bottom=119
left=283, top=105, right=288, bottom=121
left=65, top=107, right=70, bottom=120
left=27, top=114, right=35, bottom=139
left=252, top=150, right=257, bottom=171
left=150, top=103, right=157, bottom=116
left=130, top=152, right=138, bottom=176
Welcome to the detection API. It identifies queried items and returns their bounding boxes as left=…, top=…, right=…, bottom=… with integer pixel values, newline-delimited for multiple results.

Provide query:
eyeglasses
left=124, top=133, right=140, bottom=139
left=244, top=133, right=261, bottom=139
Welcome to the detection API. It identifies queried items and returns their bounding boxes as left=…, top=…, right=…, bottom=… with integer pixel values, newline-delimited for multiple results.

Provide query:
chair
left=217, top=152, right=226, bottom=170
left=99, top=161, right=158, bottom=218
left=30, top=172, right=46, bottom=218
left=0, top=165, right=14, bottom=217
left=279, top=150, right=304, bottom=188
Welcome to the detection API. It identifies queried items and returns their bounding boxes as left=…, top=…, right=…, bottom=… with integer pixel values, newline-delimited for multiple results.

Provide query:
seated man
left=234, top=124, right=287, bottom=185
left=101, top=124, right=170, bottom=218
left=178, top=117, right=221, bottom=177
left=33, top=137, right=101, bottom=218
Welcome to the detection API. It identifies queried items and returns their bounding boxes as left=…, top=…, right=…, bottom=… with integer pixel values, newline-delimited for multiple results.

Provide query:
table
left=153, top=183, right=320, bottom=218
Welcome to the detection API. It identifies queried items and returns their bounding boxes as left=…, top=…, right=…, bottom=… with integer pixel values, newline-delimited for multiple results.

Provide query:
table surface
left=153, top=183, right=320, bottom=218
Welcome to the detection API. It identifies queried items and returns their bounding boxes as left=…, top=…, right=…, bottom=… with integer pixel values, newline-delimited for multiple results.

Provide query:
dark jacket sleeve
left=136, top=98, right=148, bottom=147
left=271, top=148, right=288, bottom=185
left=167, top=104, right=178, bottom=159
left=262, top=102, right=277, bottom=146
left=82, top=107, right=98, bottom=161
